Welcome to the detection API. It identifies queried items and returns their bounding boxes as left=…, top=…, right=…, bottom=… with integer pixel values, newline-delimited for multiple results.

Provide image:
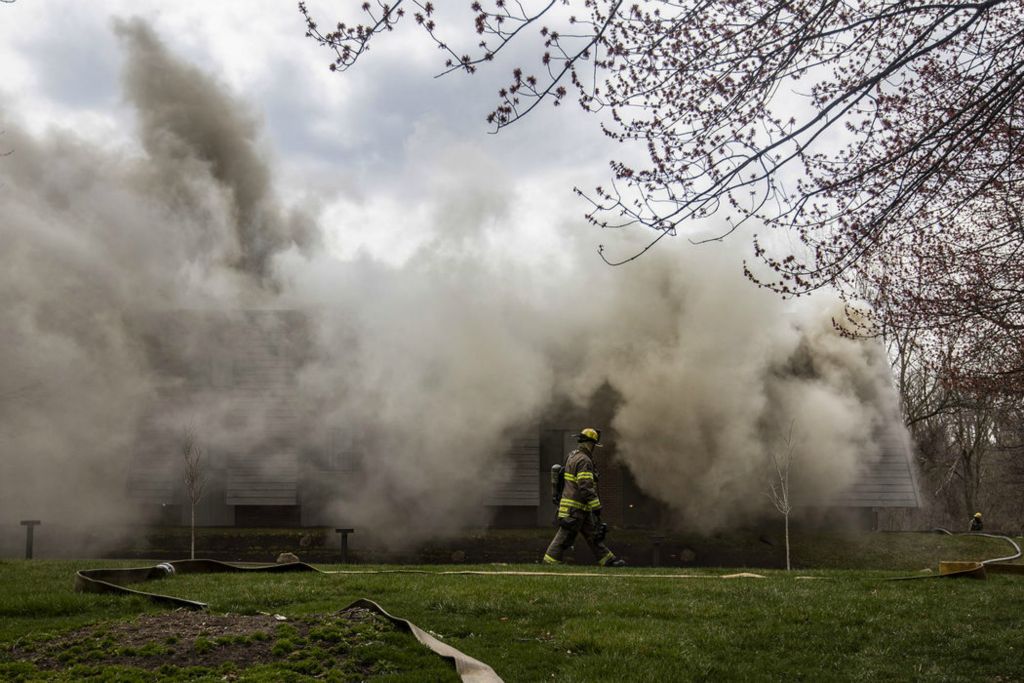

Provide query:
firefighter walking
left=544, top=428, right=626, bottom=567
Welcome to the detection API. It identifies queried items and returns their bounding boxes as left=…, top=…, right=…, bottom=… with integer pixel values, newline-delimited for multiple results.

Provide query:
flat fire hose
left=78, top=540, right=1014, bottom=678
left=889, top=531, right=1023, bottom=580
left=73, top=561, right=770, bottom=678
left=75, top=559, right=501, bottom=683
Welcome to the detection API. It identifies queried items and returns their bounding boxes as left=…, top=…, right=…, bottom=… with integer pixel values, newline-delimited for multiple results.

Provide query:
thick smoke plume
left=0, top=19, right=310, bottom=553
left=0, top=20, right=903, bottom=554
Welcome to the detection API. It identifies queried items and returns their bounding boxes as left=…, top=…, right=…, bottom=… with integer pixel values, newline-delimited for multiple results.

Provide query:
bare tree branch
left=767, top=419, right=796, bottom=571
left=182, top=427, right=205, bottom=560
left=302, top=0, right=1024, bottom=393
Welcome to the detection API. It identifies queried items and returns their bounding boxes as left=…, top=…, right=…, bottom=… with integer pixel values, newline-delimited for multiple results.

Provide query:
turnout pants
left=544, top=512, right=616, bottom=566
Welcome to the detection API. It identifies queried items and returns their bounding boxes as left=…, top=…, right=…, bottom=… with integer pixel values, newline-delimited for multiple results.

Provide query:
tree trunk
left=190, top=504, right=196, bottom=560
left=963, top=455, right=977, bottom=521
left=784, top=513, right=791, bottom=571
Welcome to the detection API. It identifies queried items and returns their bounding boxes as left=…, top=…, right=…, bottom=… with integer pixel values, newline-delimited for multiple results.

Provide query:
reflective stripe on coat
left=557, top=447, right=601, bottom=518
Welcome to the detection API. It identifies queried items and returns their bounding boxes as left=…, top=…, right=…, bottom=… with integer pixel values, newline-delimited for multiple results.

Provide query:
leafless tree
left=934, top=398, right=995, bottom=518
left=182, top=428, right=205, bottom=560
left=302, top=1, right=1024, bottom=393
left=888, top=322, right=1024, bottom=528
left=767, top=420, right=796, bottom=571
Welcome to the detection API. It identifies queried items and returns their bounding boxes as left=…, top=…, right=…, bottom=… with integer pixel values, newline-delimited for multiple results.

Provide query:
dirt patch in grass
left=6, top=606, right=415, bottom=678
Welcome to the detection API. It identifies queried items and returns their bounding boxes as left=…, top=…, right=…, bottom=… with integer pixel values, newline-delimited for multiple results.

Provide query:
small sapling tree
left=182, top=428, right=205, bottom=560
left=767, top=421, right=797, bottom=571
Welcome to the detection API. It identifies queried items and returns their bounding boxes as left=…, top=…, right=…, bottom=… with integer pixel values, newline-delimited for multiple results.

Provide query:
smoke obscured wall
left=1, top=19, right=904, bottom=550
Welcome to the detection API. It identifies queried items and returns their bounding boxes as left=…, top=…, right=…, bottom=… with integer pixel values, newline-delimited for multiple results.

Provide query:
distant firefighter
left=544, top=428, right=625, bottom=567
left=969, top=512, right=983, bottom=532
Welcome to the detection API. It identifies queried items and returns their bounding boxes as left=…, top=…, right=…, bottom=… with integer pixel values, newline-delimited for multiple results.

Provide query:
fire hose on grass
left=75, top=559, right=502, bottom=683
left=902, top=530, right=1024, bottom=580
left=73, top=560, right=769, bottom=681
left=71, top=532, right=1023, bottom=679
left=883, top=530, right=1023, bottom=580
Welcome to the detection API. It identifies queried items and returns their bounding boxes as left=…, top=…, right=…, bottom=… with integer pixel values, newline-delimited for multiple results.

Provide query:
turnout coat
left=557, top=447, right=602, bottom=519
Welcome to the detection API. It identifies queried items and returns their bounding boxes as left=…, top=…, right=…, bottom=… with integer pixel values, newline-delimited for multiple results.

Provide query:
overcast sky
left=0, top=0, right=651, bottom=266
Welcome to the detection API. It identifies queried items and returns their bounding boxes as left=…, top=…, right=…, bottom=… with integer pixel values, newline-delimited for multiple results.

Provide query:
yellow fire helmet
left=578, top=427, right=603, bottom=446
left=974, top=512, right=983, bottom=518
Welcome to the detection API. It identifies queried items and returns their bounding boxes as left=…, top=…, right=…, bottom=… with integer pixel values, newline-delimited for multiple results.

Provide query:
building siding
left=491, top=434, right=540, bottom=506
left=830, top=420, right=920, bottom=508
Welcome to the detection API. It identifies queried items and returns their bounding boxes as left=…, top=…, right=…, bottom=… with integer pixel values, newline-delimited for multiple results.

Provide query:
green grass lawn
left=2, top=536, right=1023, bottom=681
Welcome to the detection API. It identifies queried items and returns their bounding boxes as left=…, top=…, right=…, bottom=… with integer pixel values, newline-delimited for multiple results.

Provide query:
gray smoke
left=0, top=19, right=311, bottom=551
left=285, top=215, right=899, bottom=536
left=0, top=19, right=903, bottom=553
left=116, top=18, right=317, bottom=287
